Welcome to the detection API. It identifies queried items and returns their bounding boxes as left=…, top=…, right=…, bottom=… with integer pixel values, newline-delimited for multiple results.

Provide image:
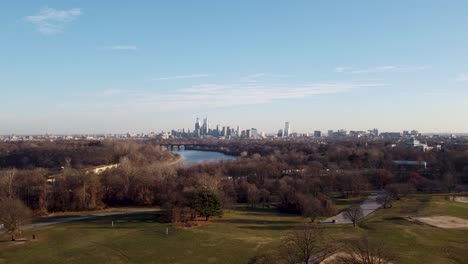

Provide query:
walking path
left=28, top=208, right=160, bottom=229
left=322, top=190, right=385, bottom=224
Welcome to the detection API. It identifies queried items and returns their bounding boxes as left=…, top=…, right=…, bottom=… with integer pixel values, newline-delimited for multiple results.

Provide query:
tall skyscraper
left=195, top=117, right=201, bottom=137
left=202, top=118, right=209, bottom=135
left=284, top=122, right=291, bottom=137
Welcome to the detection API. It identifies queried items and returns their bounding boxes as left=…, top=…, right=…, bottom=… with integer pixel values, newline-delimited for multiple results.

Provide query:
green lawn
left=0, top=208, right=305, bottom=264
left=1, top=196, right=468, bottom=264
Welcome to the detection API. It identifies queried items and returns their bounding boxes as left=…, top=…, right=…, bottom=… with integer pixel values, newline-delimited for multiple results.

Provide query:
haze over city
left=2, top=1, right=468, bottom=134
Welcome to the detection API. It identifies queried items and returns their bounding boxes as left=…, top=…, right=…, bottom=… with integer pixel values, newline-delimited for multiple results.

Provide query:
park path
left=321, top=190, right=385, bottom=224
left=28, top=208, right=160, bottom=229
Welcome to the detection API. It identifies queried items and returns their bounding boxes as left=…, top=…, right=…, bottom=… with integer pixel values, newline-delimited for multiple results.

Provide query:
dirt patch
left=321, top=252, right=348, bottom=264
left=321, top=251, right=394, bottom=264
left=409, top=216, right=468, bottom=229
left=455, top=196, right=468, bottom=203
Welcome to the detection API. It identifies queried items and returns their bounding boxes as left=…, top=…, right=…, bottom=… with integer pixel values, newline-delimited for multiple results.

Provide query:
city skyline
left=2, top=1, right=468, bottom=134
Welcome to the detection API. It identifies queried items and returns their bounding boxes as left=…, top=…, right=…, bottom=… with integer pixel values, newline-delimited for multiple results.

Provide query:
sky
left=1, top=1, right=468, bottom=134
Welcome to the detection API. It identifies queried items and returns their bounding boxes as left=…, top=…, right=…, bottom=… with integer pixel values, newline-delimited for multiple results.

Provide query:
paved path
left=322, top=191, right=385, bottom=224
left=28, top=208, right=160, bottom=229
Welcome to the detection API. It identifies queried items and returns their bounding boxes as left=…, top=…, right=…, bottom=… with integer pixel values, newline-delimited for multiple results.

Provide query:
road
left=321, top=190, right=385, bottom=224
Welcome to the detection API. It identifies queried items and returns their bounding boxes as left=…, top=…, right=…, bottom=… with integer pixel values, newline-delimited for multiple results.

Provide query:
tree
left=385, top=183, right=413, bottom=200
left=376, top=193, right=393, bottom=209
left=336, top=236, right=397, bottom=264
left=0, top=169, right=16, bottom=198
left=246, top=183, right=260, bottom=208
left=373, top=169, right=394, bottom=189
left=281, top=224, right=326, bottom=264
left=300, top=196, right=323, bottom=223
left=193, top=190, right=222, bottom=221
left=344, top=206, right=363, bottom=227
left=0, top=197, right=32, bottom=241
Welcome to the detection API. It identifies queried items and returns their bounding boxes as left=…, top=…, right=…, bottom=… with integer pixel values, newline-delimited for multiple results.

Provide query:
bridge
left=159, top=143, right=219, bottom=151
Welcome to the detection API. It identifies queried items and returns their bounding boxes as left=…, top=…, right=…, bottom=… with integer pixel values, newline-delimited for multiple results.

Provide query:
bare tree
left=0, top=169, right=17, bottom=198
left=0, top=197, right=32, bottom=241
left=344, top=206, right=363, bottom=227
left=281, top=224, right=326, bottom=264
left=336, top=236, right=397, bottom=264
left=376, top=193, right=393, bottom=209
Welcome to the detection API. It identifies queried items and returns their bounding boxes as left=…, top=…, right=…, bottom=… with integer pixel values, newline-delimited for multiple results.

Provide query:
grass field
left=1, top=196, right=468, bottom=264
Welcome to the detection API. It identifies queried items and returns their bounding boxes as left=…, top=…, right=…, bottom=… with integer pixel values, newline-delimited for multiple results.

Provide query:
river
left=171, top=150, right=237, bottom=164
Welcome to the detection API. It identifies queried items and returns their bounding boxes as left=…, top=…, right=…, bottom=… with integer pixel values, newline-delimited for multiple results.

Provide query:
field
left=1, top=196, right=468, bottom=264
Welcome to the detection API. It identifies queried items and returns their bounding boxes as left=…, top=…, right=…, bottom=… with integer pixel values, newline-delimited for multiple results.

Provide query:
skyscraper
left=284, top=122, right=291, bottom=137
left=195, top=117, right=201, bottom=137
left=202, top=118, right=209, bottom=135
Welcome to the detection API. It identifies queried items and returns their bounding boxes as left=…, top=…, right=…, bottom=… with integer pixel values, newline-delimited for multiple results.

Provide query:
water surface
left=172, top=150, right=236, bottom=164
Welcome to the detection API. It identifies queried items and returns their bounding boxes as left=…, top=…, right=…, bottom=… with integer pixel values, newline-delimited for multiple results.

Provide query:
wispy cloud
left=99, top=89, right=124, bottom=96
left=82, top=81, right=384, bottom=113
left=110, top=45, right=137, bottom=51
left=152, top=74, right=210, bottom=81
left=455, top=73, right=468, bottom=82
left=25, top=7, right=82, bottom=34
left=240, top=73, right=291, bottom=83
left=335, top=65, right=430, bottom=74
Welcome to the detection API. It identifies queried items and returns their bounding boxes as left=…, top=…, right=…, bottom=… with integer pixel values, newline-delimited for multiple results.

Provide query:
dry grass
left=408, top=216, right=468, bottom=229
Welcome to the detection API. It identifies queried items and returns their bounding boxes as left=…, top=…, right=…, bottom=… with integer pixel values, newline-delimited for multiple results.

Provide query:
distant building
left=393, top=160, right=427, bottom=169
left=380, top=132, right=401, bottom=139
left=278, top=129, right=283, bottom=138
left=407, top=137, right=431, bottom=152
left=314, top=130, right=321, bottom=137
left=246, top=129, right=252, bottom=138
left=369, top=128, right=379, bottom=136
left=251, top=128, right=258, bottom=138
left=284, top=122, right=291, bottom=137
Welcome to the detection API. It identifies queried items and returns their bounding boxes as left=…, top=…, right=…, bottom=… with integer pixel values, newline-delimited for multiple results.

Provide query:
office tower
left=251, top=128, right=258, bottom=138
left=195, top=117, right=201, bottom=137
left=246, top=129, right=252, bottom=138
left=278, top=129, right=283, bottom=137
left=222, top=126, right=226, bottom=137
left=284, top=122, right=290, bottom=137
left=314, top=130, right=321, bottom=137
left=237, top=126, right=241, bottom=137
left=202, top=118, right=209, bottom=135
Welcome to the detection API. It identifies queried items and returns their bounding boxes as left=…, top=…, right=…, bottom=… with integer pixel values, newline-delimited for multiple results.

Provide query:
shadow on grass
left=80, top=212, right=164, bottom=223
left=237, top=225, right=296, bottom=231
left=217, top=219, right=297, bottom=225
left=398, top=197, right=431, bottom=215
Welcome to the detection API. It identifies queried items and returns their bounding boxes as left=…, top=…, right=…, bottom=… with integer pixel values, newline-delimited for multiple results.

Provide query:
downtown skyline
left=1, top=1, right=468, bottom=134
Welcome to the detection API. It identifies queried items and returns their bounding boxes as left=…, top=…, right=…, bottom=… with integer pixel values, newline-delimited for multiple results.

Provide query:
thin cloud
left=25, top=7, right=82, bottom=34
left=110, top=45, right=137, bottom=51
left=455, top=73, right=468, bottom=82
left=335, top=65, right=430, bottom=74
left=100, top=89, right=124, bottom=96
left=87, top=81, right=385, bottom=113
left=152, top=74, right=210, bottom=81
left=240, top=73, right=291, bottom=82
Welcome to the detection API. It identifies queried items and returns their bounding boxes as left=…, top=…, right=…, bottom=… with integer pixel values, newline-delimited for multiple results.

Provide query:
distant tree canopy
left=0, top=140, right=173, bottom=170
left=0, top=137, right=467, bottom=220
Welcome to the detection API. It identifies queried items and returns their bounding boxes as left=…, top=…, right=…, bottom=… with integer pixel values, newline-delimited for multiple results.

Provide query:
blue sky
left=1, top=1, right=468, bottom=134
